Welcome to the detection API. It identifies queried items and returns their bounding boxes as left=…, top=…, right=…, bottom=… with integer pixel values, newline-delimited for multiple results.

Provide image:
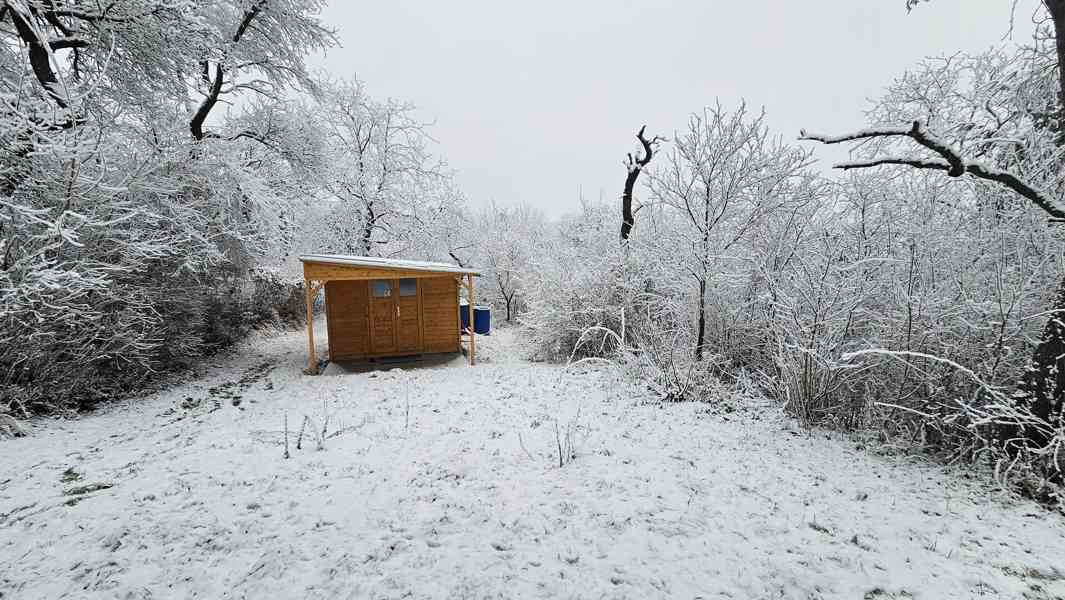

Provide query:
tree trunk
left=695, top=277, right=707, bottom=361
left=620, top=126, right=660, bottom=241
left=6, top=4, right=67, bottom=107
left=360, top=203, right=375, bottom=256
left=190, top=64, right=223, bottom=140
left=1000, top=1, right=1065, bottom=474
left=1001, top=273, right=1065, bottom=471
left=621, top=169, right=639, bottom=241
left=360, top=224, right=372, bottom=255
left=1048, top=0, right=1065, bottom=120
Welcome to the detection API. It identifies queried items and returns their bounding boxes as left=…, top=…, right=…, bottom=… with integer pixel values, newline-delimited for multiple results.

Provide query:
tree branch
left=189, top=63, right=223, bottom=140
left=189, top=0, right=268, bottom=140
left=48, top=36, right=89, bottom=50
left=5, top=0, right=67, bottom=107
left=800, top=120, right=1065, bottom=220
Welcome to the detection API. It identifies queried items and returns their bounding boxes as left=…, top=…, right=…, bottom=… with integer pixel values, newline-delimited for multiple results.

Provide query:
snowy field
left=2, top=325, right=1065, bottom=600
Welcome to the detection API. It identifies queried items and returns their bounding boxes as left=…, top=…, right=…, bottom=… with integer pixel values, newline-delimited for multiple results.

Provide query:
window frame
left=372, top=280, right=393, bottom=298
left=399, top=278, right=418, bottom=297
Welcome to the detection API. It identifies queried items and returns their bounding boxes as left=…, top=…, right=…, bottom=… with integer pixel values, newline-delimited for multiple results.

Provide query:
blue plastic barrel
left=473, top=305, right=491, bottom=335
left=460, top=300, right=471, bottom=332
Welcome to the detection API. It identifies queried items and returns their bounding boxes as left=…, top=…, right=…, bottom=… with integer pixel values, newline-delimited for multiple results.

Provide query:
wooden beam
left=323, top=280, right=334, bottom=363
left=467, top=273, right=476, bottom=366
left=303, top=263, right=475, bottom=281
left=305, top=280, right=320, bottom=375
left=455, top=276, right=462, bottom=351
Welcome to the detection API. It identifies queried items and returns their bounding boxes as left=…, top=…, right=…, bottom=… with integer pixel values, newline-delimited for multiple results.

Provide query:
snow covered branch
left=625, top=126, right=666, bottom=173
left=800, top=120, right=1065, bottom=221
left=190, top=0, right=269, bottom=140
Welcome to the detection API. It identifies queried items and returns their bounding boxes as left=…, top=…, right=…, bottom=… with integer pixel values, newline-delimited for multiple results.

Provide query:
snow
left=300, top=254, right=480, bottom=276
left=798, top=125, right=915, bottom=144
left=2, top=325, right=1065, bottom=599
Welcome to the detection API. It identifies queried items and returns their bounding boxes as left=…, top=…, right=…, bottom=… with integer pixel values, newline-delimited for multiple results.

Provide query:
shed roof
left=300, top=254, right=480, bottom=276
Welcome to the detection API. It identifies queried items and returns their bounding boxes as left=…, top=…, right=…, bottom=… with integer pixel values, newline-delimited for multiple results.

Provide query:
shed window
left=372, top=280, right=392, bottom=298
left=399, top=278, right=417, bottom=297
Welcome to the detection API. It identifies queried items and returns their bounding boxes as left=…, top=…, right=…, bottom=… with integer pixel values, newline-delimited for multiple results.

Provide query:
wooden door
left=396, top=278, right=423, bottom=353
left=369, top=279, right=397, bottom=354
left=325, top=280, right=369, bottom=359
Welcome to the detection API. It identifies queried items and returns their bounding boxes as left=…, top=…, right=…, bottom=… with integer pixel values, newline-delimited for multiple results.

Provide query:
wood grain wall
left=325, top=280, right=370, bottom=360
left=322, top=275, right=460, bottom=359
left=420, top=277, right=460, bottom=353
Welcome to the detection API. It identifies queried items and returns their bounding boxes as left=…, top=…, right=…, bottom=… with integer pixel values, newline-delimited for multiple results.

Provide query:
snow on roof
left=300, top=254, right=480, bottom=276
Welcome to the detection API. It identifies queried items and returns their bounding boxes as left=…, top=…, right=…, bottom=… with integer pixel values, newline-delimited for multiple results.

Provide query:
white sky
left=315, top=0, right=1043, bottom=216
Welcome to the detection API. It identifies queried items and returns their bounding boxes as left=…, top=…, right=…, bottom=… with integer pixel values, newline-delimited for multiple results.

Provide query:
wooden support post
left=305, top=280, right=319, bottom=375
left=467, top=273, right=476, bottom=366
left=455, top=275, right=463, bottom=351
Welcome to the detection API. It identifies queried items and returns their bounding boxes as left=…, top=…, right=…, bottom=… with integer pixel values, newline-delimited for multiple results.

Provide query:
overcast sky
left=315, top=0, right=1043, bottom=217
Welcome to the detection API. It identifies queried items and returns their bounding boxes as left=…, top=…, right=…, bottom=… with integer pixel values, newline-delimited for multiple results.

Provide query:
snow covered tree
left=653, top=102, right=816, bottom=361
left=389, top=171, right=474, bottom=262
left=188, top=0, right=334, bottom=140
left=802, top=5, right=1065, bottom=472
left=0, top=0, right=333, bottom=138
left=477, top=203, right=544, bottom=322
left=311, top=76, right=445, bottom=256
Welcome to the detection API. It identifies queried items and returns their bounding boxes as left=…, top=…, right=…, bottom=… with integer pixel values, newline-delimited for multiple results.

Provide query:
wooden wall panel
left=421, top=277, right=460, bottom=353
left=396, top=280, right=422, bottom=353
left=322, top=273, right=461, bottom=359
left=325, top=280, right=370, bottom=360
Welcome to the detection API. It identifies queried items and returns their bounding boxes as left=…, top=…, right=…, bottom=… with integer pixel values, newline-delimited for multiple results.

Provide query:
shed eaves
left=299, top=254, right=480, bottom=276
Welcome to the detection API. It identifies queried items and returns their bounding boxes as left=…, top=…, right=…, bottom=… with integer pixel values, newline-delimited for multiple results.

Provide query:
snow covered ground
left=2, top=324, right=1065, bottom=599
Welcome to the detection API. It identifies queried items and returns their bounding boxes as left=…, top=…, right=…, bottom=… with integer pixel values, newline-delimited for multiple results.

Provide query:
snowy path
left=2, top=325, right=1065, bottom=599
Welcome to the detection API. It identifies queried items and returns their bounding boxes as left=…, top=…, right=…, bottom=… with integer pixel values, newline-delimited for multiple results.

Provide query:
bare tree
left=653, top=102, right=816, bottom=361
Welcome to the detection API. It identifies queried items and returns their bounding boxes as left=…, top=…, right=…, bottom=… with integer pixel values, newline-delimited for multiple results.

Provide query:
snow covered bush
left=201, top=269, right=309, bottom=350
left=521, top=203, right=671, bottom=359
left=0, top=0, right=333, bottom=417
left=521, top=202, right=628, bottom=360
left=796, top=39, right=1065, bottom=486
left=520, top=200, right=727, bottom=402
left=0, top=137, right=310, bottom=416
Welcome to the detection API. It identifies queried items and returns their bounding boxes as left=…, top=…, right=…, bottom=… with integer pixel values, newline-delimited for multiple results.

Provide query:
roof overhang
left=300, top=254, right=481, bottom=277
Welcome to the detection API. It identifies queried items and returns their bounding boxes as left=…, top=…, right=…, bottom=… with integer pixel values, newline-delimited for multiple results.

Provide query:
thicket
left=0, top=1, right=333, bottom=418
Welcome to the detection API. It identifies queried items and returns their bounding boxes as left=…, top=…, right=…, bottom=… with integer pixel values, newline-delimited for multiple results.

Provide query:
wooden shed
left=300, top=255, right=481, bottom=373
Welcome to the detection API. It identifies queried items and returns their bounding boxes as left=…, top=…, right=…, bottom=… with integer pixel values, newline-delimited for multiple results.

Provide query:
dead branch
left=296, top=415, right=310, bottom=450
left=283, top=412, right=290, bottom=459
left=621, top=125, right=666, bottom=241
